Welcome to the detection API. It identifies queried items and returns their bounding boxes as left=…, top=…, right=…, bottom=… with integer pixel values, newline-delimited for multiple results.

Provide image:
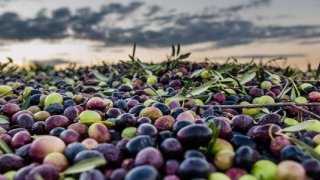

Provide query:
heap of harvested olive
left=0, top=58, right=320, bottom=180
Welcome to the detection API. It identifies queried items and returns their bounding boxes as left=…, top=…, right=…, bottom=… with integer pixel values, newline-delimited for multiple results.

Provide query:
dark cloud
left=300, top=40, right=320, bottom=45
left=209, top=53, right=306, bottom=59
left=31, top=58, right=70, bottom=66
left=220, top=0, right=271, bottom=13
left=144, top=5, right=162, bottom=17
left=100, top=2, right=144, bottom=15
left=256, top=14, right=291, bottom=21
left=106, top=17, right=320, bottom=48
left=0, top=2, right=144, bottom=41
left=0, top=1, right=319, bottom=49
left=0, top=9, right=69, bottom=40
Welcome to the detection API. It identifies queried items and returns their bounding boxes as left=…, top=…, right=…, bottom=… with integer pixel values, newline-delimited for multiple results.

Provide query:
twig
left=201, top=102, right=320, bottom=109
left=291, top=104, right=320, bottom=120
left=200, top=102, right=320, bottom=120
left=145, top=84, right=164, bottom=102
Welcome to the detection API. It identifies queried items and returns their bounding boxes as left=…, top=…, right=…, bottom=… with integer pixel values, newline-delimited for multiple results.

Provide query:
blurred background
left=0, top=0, right=319, bottom=69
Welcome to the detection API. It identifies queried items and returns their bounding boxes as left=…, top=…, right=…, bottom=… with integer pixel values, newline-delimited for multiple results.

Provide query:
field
left=0, top=48, right=320, bottom=180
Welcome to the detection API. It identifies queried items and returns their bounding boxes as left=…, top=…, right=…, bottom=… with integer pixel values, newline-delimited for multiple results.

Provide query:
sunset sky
left=0, top=0, right=319, bottom=69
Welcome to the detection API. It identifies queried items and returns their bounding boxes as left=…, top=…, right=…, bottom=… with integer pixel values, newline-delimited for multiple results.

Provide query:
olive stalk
left=200, top=102, right=320, bottom=119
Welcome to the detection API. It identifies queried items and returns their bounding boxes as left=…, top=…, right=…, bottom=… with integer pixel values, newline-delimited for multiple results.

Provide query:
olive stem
left=291, top=104, right=320, bottom=120
left=200, top=102, right=320, bottom=119
left=201, top=102, right=320, bottom=109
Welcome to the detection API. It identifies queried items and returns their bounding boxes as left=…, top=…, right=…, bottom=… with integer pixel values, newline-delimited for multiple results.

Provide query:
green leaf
left=252, top=113, right=268, bottom=120
left=281, top=120, right=318, bottom=132
left=131, top=43, right=136, bottom=60
left=216, top=65, right=234, bottom=74
left=144, top=69, right=153, bottom=76
left=212, top=71, right=223, bottom=80
left=186, top=81, right=213, bottom=98
left=181, top=77, right=195, bottom=96
left=277, top=82, right=291, bottom=98
left=102, top=89, right=115, bottom=96
left=166, top=96, right=188, bottom=102
left=82, top=86, right=102, bottom=91
left=63, top=158, right=107, bottom=175
left=260, top=108, right=270, bottom=114
left=171, top=45, right=175, bottom=57
left=79, top=120, right=115, bottom=127
left=0, top=138, right=13, bottom=154
left=177, top=44, right=180, bottom=56
left=316, top=63, right=320, bottom=80
left=289, top=136, right=320, bottom=161
left=190, top=69, right=205, bottom=78
left=240, top=72, right=256, bottom=85
left=145, top=84, right=164, bottom=102
left=21, top=95, right=32, bottom=109
left=291, top=79, right=301, bottom=97
left=0, top=115, right=9, bottom=124
left=264, top=70, right=281, bottom=82
left=290, top=88, right=297, bottom=101
left=207, top=121, right=220, bottom=155
left=0, top=90, right=12, bottom=97
left=205, top=92, right=213, bottom=104
left=92, top=70, right=109, bottom=81
left=178, top=52, right=191, bottom=60
left=220, top=78, right=237, bottom=84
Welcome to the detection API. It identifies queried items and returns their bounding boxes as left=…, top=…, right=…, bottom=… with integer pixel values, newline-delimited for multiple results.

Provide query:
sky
left=0, top=0, right=319, bottom=69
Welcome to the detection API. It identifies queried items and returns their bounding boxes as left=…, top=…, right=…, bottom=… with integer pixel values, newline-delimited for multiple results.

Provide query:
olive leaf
left=78, top=120, right=115, bottom=127
left=181, top=77, right=195, bottom=96
left=316, top=63, right=320, bottom=79
left=63, top=158, right=107, bottom=175
left=0, top=139, right=13, bottom=154
left=205, top=92, right=213, bottom=104
left=82, top=86, right=102, bottom=91
left=216, top=65, right=234, bottom=74
left=207, top=121, right=220, bottom=154
left=212, top=71, right=224, bottom=80
left=171, top=45, right=175, bottom=57
left=190, top=69, right=205, bottom=78
left=21, top=95, right=32, bottom=109
left=260, top=108, right=270, bottom=114
left=177, top=53, right=191, bottom=60
left=264, top=70, right=281, bottom=82
left=280, top=120, right=317, bottom=132
left=186, top=81, right=213, bottom=98
left=0, top=115, right=9, bottom=124
left=0, top=90, right=12, bottom=97
left=102, top=89, right=115, bottom=96
left=166, top=96, right=189, bottom=102
left=144, top=69, right=153, bottom=76
left=289, top=78, right=301, bottom=98
left=277, top=83, right=291, bottom=98
left=289, top=136, right=320, bottom=161
left=240, top=72, right=256, bottom=85
left=92, top=70, right=109, bottom=81
left=290, top=88, right=297, bottom=101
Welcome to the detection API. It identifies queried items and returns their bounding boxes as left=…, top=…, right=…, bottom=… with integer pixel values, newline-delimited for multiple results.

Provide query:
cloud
left=299, top=40, right=320, bottom=45
left=31, top=58, right=70, bottom=66
left=220, top=0, right=271, bottom=13
left=144, top=5, right=162, bottom=17
left=0, top=1, right=320, bottom=49
left=209, top=53, right=306, bottom=59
